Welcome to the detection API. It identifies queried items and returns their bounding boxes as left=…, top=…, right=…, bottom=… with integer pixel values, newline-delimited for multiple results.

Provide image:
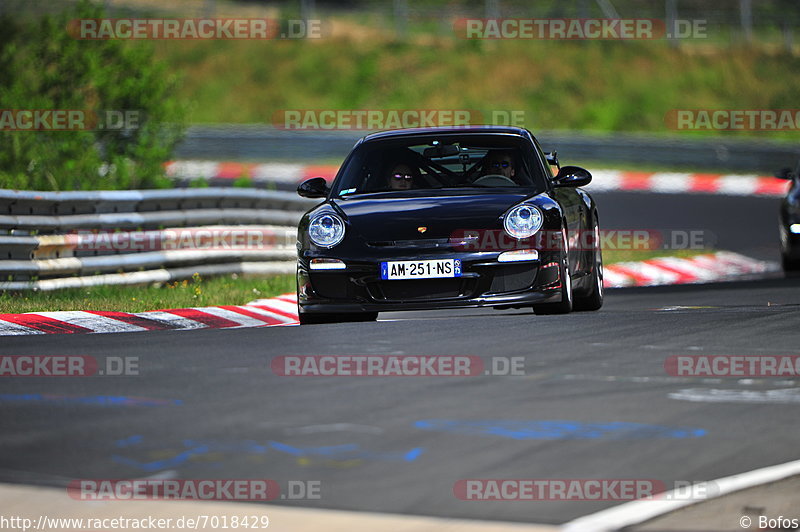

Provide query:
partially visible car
left=776, top=160, right=800, bottom=271
left=295, top=126, right=603, bottom=324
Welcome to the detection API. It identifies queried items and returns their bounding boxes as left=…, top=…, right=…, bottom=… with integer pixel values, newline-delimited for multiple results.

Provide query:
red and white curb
left=0, top=252, right=777, bottom=335
left=588, top=169, right=788, bottom=196
left=603, top=251, right=778, bottom=288
left=165, top=161, right=340, bottom=185
left=165, top=161, right=790, bottom=197
left=0, top=294, right=299, bottom=336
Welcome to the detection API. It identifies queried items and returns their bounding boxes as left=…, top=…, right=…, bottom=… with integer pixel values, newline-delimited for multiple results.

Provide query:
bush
left=0, top=0, right=186, bottom=191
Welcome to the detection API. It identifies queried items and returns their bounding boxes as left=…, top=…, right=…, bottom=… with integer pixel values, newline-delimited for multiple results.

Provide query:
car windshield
left=331, top=134, right=548, bottom=197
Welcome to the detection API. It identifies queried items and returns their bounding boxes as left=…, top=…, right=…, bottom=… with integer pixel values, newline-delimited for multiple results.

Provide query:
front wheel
left=782, top=253, right=800, bottom=272
left=779, top=226, right=800, bottom=271
left=533, top=256, right=573, bottom=315
left=574, top=229, right=604, bottom=311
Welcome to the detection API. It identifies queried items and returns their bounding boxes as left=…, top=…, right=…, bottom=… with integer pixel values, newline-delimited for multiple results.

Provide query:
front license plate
left=381, top=259, right=462, bottom=280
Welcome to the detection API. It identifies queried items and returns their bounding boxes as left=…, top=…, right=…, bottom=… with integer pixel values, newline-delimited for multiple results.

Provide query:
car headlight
left=503, top=204, right=543, bottom=239
left=308, top=213, right=345, bottom=248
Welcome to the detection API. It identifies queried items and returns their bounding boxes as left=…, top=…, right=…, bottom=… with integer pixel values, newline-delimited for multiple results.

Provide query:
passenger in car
left=386, top=162, right=419, bottom=191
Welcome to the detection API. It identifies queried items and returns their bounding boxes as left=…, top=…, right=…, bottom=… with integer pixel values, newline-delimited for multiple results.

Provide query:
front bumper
left=297, top=250, right=564, bottom=314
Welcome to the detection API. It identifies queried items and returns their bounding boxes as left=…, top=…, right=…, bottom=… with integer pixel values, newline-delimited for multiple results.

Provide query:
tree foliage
left=0, top=1, right=186, bottom=190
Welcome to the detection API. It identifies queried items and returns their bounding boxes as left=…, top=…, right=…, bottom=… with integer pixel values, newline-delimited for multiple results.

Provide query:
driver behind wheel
left=481, top=149, right=516, bottom=180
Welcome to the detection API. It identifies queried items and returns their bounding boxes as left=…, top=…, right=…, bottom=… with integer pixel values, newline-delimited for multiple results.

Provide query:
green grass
left=0, top=273, right=295, bottom=314
left=6, top=3, right=800, bottom=142
left=154, top=28, right=800, bottom=140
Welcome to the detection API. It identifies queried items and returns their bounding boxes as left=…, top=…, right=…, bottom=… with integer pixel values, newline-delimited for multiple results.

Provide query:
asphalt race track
left=596, top=191, right=782, bottom=261
left=1, top=191, right=797, bottom=526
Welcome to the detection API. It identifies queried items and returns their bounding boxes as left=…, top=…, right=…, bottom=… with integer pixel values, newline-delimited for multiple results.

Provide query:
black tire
left=533, top=254, right=573, bottom=315
left=782, top=253, right=800, bottom=272
left=299, top=311, right=378, bottom=325
left=574, top=226, right=604, bottom=312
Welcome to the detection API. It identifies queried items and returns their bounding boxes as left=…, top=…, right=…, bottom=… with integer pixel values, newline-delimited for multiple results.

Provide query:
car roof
left=361, top=126, right=534, bottom=143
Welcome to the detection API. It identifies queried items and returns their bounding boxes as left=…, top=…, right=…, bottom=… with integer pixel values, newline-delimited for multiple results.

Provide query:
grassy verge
left=0, top=250, right=711, bottom=314
left=154, top=31, right=800, bottom=140
left=603, top=248, right=710, bottom=264
left=0, top=274, right=295, bottom=314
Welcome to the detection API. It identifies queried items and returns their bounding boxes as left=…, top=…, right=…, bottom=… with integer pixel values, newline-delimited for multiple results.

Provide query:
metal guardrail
left=0, top=188, right=317, bottom=290
left=175, top=126, right=800, bottom=173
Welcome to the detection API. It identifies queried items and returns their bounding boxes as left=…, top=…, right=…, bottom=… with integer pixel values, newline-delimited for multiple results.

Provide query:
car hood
left=332, top=192, right=534, bottom=241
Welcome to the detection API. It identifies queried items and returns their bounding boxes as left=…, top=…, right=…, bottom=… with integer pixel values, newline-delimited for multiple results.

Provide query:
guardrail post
left=484, top=0, right=499, bottom=19
left=739, top=0, right=753, bottom=43
left=665, top=0, right=678, bottom=48
left=204, top=0, right=216, bottom=18
left=394, top=0, right=408, bottom=39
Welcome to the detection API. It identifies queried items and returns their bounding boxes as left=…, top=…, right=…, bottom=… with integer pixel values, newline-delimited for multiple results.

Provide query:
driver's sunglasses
left=392, top=173, right=414, bottom=180
left=490, top=161, right=511, bottom=169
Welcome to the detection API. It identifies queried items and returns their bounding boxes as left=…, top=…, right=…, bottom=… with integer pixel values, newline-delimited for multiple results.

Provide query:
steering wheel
left=471, top=174, right=517, bottom=187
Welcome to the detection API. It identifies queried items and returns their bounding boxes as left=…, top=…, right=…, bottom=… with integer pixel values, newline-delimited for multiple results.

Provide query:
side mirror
left=553, top=166, right=592, bottom=188
left=297, top=177, right=329, bottom=198
left=775, top=167, right=796, bottom=180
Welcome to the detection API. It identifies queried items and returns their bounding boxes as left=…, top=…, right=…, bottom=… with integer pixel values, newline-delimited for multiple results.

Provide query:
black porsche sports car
left=295, top=126, right=602, bottom=324
left=776, top=161, right=800, bottom=271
